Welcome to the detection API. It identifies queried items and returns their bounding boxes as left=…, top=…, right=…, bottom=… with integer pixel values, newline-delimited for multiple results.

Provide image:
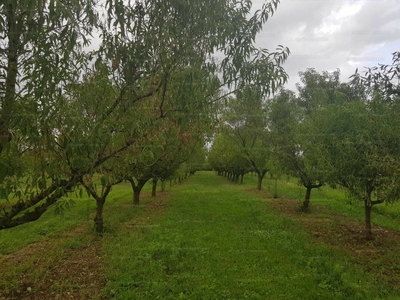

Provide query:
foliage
left=208, top=133, right=250, bottom=181
left=220, top=87, right=275, bottom=189
left=351, top=51, right=400, bottom=101
left=309, top=100, right=400, bottom=238
left=0, top=0, right=289, bottom=229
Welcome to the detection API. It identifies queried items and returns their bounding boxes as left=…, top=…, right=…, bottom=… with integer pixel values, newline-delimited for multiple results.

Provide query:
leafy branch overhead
left=0, top=0, right=289, bottom=231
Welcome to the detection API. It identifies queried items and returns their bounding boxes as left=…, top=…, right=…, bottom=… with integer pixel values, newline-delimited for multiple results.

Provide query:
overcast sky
left=252, top=0, right=400, bottom=91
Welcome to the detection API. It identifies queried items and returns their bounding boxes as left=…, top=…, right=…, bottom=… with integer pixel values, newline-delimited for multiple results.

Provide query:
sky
left=252, top=0, right=400, bottom=91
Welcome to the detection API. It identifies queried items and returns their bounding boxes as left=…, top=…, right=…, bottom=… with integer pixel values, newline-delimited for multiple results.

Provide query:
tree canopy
left=0, top=0, right=290, bottom=230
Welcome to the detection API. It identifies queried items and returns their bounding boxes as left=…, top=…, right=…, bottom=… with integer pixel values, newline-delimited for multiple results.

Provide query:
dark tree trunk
left=94, top=198, right=105, bottom=233
left=85, top=183, right=113, bottom=234
left=363, top=186, right=383, bottom=240
left=257, top=171, right=266, bottom=190
left=301, top=182, right=323, bottom=211
left=127, top=178, right=147, bottom=205
left=152, top=178, right=158, bottom=197
left=1, top=6, right=19, bottom=154
left=364, top=200, right=372, bottom=240
left=133, top=187, right=141, bottom=205
left=240, top=172, right=244, bottom=184
left=273, top=178, right=278, bottom=198
left=303, top=186, right=312, bottom=210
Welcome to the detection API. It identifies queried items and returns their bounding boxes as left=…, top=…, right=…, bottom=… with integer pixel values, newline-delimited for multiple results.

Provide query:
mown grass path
left=104, top=172, right=395, bottom=300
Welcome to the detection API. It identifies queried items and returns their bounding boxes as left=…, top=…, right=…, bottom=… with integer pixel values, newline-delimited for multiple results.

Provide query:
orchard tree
left=268, top=88, right=325, bottom=210
left=186, top=146, right=206, bottom=175
left=0, top=0, right=289, bottom=230
left=275, top=69, right=360, bottom=210
left=208, top=133, right=232, bottom=176
left=208, top=132, right=250, bottom=183
left=222, top=87, right=273, bottom=190
left=120, top=105, right=209, bottom=204
left=296, top=68, right=358, bottom=116
left=0, top=66, right=143, bottom=229
left=312, top=100, right=400, bottom=239
left=80, top=166, right=123, bottom=233
left=0, top=0, right=99, bottom=229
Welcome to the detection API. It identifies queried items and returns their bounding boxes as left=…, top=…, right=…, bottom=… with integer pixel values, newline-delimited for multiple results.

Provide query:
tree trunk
left=364, top=200, right=373, bottom=240
left=88, top=184, right=113, bottom=234
left=152, top=178, right=158, bottom=197
left=128, top=178, right=147, bottom=205
left=94, top=198, right=105, bottom=233
left=273, top=178, right=278, bottom=198
left=1, top=6, right=19, bottom=154
left=240, top=172, right=244, bottom=184
left=302, top=186, right=312, bottom=210
left=257, top=171, right=266, bottom=190
left=133, top=187, right=141, bottom=205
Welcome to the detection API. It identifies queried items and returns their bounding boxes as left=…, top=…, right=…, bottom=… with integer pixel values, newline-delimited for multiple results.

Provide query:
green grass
left=243, top=173, right=400, bottom=232
left=1, top=171, right=400, bottom=299
left=102, top=171, right=396, bottom=300
left=0, top=180, right=154, bottom=254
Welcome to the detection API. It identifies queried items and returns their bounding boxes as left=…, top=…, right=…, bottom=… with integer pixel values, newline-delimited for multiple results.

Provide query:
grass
left=0, top=180, right=158, bottom=300
left=102, top=172, right=397, bottom=299
left=0, top=180, right=154, bottom=254
left=1, top=171, right=400, bottom=299
left=243, top=173, right=400, bottom=232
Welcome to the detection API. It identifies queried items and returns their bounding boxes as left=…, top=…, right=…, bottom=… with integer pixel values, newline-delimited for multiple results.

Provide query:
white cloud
left=252, top=0, right=400, bottom=91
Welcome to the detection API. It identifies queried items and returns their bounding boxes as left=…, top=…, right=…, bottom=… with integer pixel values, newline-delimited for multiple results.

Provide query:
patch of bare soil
left=122, top=193, right=170, bottom=231
left=0, top=226, right=106, bottom=300
left=0, top=192, right=171, bottom=300
left=145, top=193, right=170, bottom=211
left=260, top=193, right=400, bottom=289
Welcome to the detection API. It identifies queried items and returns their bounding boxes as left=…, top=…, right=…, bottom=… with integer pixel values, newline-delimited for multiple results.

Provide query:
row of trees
left=0, top=0, right=290, bottom=232
left=209, top=52, right=400, bottom=239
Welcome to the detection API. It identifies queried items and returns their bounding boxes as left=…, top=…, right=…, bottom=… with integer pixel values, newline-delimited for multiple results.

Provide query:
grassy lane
left=0, top=181, right=153, bottom=255
left=248, top=174, right=400, bottom=232
left=103, top=171, right=395, bottom=300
